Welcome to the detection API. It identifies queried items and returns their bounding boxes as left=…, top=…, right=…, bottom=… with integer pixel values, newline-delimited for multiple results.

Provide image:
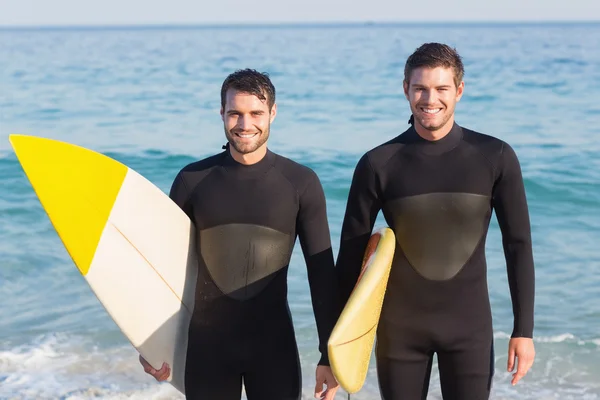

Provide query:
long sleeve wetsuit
left=336, top=122, right=535, bottom=400
left=169, top=147, right=338, bottom=400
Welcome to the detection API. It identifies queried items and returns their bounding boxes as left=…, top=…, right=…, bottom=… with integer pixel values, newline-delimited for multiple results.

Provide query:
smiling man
left=139, top=69, right=340, bottom=400
left=335, top=43, right=536, bottom=399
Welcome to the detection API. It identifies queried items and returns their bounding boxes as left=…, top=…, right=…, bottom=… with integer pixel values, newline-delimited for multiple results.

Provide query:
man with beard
left=335, top=43, right=536, bottom=399
left=139, top=69, right=340, bottom=400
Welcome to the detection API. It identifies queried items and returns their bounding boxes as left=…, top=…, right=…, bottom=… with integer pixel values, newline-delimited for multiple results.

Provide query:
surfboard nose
left=9, top=134, right=128, bottom=276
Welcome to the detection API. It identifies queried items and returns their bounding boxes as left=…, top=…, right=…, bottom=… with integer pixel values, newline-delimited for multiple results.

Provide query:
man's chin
left=423, top=125, right=444, bottom=132
left=417, top=119, right=450, bottom=132
left=230, top=142, right=258, bottom=155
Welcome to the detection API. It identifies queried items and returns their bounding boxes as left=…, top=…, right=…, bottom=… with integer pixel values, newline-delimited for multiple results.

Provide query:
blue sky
left=0, top=0, right=598, bottom=26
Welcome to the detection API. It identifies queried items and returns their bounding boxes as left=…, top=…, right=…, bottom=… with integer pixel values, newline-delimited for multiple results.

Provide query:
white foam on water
left=494, top=331, right=600, bottom=346
left=0, top=332, right=183, bottom=400
left=1, top=332, right=599, bottom=399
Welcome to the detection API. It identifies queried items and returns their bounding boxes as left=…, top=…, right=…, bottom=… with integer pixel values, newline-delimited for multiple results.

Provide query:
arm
left=335, top=153, right=382, bottom=308
left=296, top=171, right=339, bottom=366
left=169, top=171, right=193, bottom=219
left=492, top=142, right=535, bottom=339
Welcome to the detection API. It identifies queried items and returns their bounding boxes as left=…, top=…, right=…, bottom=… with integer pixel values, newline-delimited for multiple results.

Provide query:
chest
left=379, top=148, right=497, bottom=201
left=188, top=169, right=299, bottom=231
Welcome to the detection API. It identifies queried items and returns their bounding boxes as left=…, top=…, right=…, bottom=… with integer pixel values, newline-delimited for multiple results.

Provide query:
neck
left=229, top=143, right=268, bottom=165
left=414, top=115, right=455, bottom=141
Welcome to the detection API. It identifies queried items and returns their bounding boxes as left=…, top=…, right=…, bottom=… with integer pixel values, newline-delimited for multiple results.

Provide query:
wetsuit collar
left=407, top=120, right=463, bottom=156
left=221, top=146, right=276, bottom=177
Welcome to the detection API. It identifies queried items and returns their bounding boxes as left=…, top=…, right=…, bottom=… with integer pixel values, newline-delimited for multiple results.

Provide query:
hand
left=314, top=365, right=340, bottom=400
left=139, top=354, right=171, bottom=381
left=507, top=337, right=535, bottom=385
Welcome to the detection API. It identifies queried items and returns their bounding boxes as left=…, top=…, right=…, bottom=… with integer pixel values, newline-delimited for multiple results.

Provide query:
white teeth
left=422, top=108, right=441, bottom=114
left=238, top=133, right=256, bottom=138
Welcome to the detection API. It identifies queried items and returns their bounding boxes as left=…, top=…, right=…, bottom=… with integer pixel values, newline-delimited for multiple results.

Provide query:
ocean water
left=1, top=22, right=599, bottom=399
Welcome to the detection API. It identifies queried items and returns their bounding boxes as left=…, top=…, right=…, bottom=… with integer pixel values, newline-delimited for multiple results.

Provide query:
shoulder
left=461, top=127, right=506, bottom=151
left=272, top=151, right=321, bottom=192
left=273, top=151, right=316, bottom=177
left=179, top=152, right=224, bottom=173
left=460, top=126, right=523, bottom=161
left=357, top=129, right=412, bottom=173
left=460, top=126, right=521, bottom=171
left=174, top=152, right=225, bottom=189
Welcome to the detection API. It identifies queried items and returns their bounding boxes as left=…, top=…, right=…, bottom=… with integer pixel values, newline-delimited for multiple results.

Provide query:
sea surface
left=0, top=22, right=599, bottom=399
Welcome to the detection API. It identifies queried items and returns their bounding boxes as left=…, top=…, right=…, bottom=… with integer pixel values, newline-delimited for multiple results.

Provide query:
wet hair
left=404, top=43, right=465, bottom=88
left=220, top=68, right=276, bottom=110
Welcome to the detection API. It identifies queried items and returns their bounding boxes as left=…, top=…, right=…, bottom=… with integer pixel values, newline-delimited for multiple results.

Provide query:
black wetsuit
left=169, top=147, right=338, bottom=400
left=336, top=121, right=535, bottom=399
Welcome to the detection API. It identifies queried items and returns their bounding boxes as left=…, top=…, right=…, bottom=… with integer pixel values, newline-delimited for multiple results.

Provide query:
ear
left=403, top=80, right=410, bottom=100
left=270, top=103, right=277, bottom=123
left=220, top=106, right=224, bottom=121
left=456, top=81, right=465, bottom=102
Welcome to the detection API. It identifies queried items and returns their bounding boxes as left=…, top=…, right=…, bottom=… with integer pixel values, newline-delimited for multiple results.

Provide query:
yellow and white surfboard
left=9, top=134, right=197, bottom=394
left=328, top=227, right=395, bottom=394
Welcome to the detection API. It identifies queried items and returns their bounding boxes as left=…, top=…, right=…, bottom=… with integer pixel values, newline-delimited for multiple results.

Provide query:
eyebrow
left=412, top=84, right=453, bottom=89
left=226, top=109, right=265, bottom=115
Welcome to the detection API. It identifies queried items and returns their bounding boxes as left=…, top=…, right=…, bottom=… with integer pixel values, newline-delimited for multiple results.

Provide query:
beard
left=224, top=123, right=270, bottom=155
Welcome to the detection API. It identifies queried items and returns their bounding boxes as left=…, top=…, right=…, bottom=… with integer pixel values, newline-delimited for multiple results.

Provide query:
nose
left=237, top=115, right=253, bottom=132
left=422, top=89, right=438, bottom=104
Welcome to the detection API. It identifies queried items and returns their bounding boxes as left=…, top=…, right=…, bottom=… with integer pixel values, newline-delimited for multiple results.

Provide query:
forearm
left=504, top=237, right=535, bottom=337
left=305, top=247, right=339, bottom=365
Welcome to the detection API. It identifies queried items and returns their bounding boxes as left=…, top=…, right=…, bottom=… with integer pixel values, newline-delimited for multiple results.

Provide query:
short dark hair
left=220, top=68, right=276, bottom=110
left=404, top=43, right=464, bottom=88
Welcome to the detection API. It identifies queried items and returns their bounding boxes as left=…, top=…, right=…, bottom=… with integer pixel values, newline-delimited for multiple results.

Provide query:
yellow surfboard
left=328, top=227, right=395, bottom=394
left=9, top=134, right=198, bottom=394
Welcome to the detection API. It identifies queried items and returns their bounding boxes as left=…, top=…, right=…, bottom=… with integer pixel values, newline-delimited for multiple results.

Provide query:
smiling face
left=404, top=66, right=464, bottom=136
left=221, top=88, right=276, bottom=161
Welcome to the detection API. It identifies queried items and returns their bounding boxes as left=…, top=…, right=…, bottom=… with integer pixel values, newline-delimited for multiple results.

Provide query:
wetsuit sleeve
left=335, top=154, right=382, bottom=309
left=169, top=172, right=193, bottom=220
left=296, top=171, right=339, bottom=366
left=492, top=143, right=535, bottom=338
